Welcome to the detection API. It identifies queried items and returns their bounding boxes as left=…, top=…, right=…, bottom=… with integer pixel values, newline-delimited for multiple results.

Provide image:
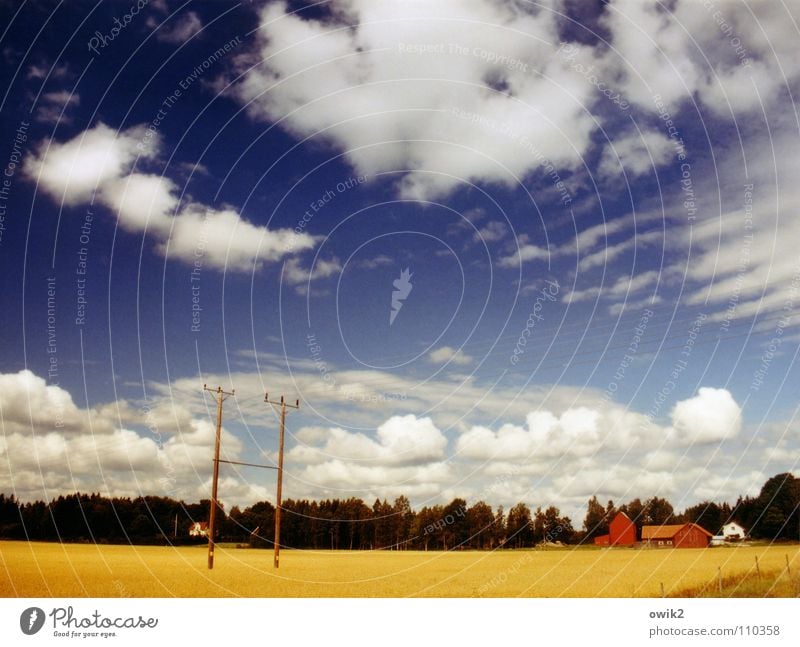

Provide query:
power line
left=217, top=458, right=277, bottom=470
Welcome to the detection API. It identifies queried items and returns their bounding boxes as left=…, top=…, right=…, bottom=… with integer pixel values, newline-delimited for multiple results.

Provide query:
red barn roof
left=642, top=523, right=712, bottom=540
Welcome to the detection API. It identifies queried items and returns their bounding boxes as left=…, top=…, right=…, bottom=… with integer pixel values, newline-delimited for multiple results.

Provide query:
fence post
left=786, top=553, right=791, bottom=576
left=755, top=555, right=761, bottom=579
left=717, top=567, right=723, bottom=593
left=660, top=582, right=665, bottom=598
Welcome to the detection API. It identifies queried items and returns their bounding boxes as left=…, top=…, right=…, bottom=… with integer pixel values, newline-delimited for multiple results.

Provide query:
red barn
left=641, top=523, right=712, bottom=548
left=594, top=534, right=610, bottom=546
left=593, top=511, right=636, bottom=546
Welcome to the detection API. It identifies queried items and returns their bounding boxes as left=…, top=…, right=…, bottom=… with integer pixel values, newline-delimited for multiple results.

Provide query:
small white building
left=721, top=521, right=747, bottom=541
left=189, top=521, right=209, bottom=537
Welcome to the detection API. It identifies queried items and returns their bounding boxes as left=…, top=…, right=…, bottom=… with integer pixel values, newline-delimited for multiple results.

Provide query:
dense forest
left=0, top=473, right=797, bottom=549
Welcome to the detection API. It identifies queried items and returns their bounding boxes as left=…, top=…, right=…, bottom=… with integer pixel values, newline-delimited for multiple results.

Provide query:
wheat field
left=1, top=541, right=797, bottom=597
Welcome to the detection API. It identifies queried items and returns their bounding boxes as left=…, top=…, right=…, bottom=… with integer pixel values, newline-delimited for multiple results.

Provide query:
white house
left=721, top=521, right=747, bottom=541
left=189, top=521, right=209, bottom=537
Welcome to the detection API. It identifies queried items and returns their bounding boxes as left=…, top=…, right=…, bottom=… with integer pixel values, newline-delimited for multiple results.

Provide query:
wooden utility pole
left=204, top=384, right=235, bottom=570
left=264, top=393, right=299, bottom=569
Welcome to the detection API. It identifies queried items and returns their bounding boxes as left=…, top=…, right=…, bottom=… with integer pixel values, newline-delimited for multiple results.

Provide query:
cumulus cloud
left=0, top=369, right=110, bottom=436
left=228, top=0, right=600, bottom=200
left=552, top=466, right=678, bottom=499
left=0, top=366, right=758, bottom=512
left=279, top=414, right=454, bottom=501
left=600, top=0, right=800, bottom=115
left=221, top=0, right=800, bottom=207
left=0, top=370, right=261, bottom=506
left=99, top=173, right=177, bottom=234
left=457, top=405, right=660, bottom=461
left=292, top=460, right=453, bottom=500
left=24, top=124, right=315, bottom=271
left=670, top=387, right=742, bottom=443
left=25, top=124, right=154, bottom=205
left=457, top=387, right=742, bottom=463
left=428, top=346, right=474, bottom=366
left=287, top=414, right=447, bottom=466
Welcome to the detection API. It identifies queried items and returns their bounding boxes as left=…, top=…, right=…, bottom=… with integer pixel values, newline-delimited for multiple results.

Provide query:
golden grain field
left=1, top=541, right=797, bottom=597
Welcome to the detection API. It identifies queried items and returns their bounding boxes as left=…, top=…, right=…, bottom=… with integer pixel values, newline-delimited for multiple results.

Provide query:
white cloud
left=292, top=460, right=453, bottom=501
left=497, top=241, right=551, bottom=268
left=574, top=216, right=633, bottom=251
left=564, top=270, right=661, bottom=303
left=35, top=90, right=80, bottom=125
left=99, top=173, right=177, bottom=234
left=600, top=0, right=800, bottom=115
left=149, top=11, right=203, bottom=44
left=25, top=124, right=315, bottom=271
left=670, top=387, right=742, bottom=443
left=0, top=367, right=760, bottom=512
left=164, top=205, right=314, bottom=272
left=228, top=0, right=600, bottom=201
left=0, top=369, right=264, bottom=505
left=457, top=405, right=660, bottom=461
left=474, top=220, right=507, bottom=243
left=221, top=2, right=800, bottom=208
left=27, top=62, right=71, bottom=81
left=563, top=285, right=600, bottom=304
left=0, top=369, right=268, bottom=506
left=283, top=414, right=453, bottom=499
left=578, top=230, right=663, bottom=272
left=25, top=123, right=154, bottom=205
left=608, top=295, right=662, bottom=316
left=287, top=414, right=447, bottom=466
left=357, top=254, right=394, bottom=269
left=599, top=129, right=674, bottom=179
left=281, top=256, right=342, bottom=294
left=428, top=346, right=473, bottom=366
left=553, top=467, right=678, bottom=500
left=457, top=388, right=743, bottom=466
left=0, top=370, right=110, bottom=436
left=692, top=470, right=763, bottom=501
left=677, top=127, right=800, bottom=324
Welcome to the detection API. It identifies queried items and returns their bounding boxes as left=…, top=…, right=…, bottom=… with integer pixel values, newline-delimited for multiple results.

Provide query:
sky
left=1, top=0, right=799, bottom=522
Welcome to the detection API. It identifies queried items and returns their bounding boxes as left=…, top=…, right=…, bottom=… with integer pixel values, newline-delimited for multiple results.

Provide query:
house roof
left=642, top=523, right=713, bottom=540
left=642, top=524, right=686, bottom=540
left=723, top=522, right=745, bottom=530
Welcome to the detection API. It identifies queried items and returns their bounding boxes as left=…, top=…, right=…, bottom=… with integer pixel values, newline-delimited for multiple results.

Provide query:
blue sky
left=1, top=0, right=799, bottom=520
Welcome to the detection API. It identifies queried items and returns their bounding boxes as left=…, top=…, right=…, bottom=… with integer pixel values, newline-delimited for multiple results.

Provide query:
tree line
left=0, top=472, right=796, bottom=548
left=581, top=472, right=800, bottom=542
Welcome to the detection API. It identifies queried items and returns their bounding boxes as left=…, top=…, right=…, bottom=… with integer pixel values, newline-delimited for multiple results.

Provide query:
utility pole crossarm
left=264, top=393, right=299, bottom=569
